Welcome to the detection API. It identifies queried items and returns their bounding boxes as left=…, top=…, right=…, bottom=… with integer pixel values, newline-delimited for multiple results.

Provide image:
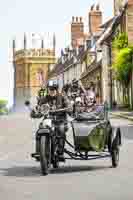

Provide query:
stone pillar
left=101, top=43, right=111, bottom=106
left=114, top=80, right=118, bottom=103
left=24, top=63, right=31, bottom=101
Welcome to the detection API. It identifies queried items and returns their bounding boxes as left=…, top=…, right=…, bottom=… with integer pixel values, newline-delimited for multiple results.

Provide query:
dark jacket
left=39, top=94, right=69, bottom=121
left=38, top=88, right=47, bottom=97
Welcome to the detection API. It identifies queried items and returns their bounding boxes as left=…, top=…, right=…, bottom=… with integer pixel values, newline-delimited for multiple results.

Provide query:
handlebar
left=49, top=107, right=69, bottom=114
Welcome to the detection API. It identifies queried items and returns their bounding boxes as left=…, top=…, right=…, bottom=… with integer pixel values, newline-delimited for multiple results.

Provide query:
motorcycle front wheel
left=40, top=136, right=51, bottom=175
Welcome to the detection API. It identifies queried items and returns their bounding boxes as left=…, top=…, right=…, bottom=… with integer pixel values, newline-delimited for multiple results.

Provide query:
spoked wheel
left=111, top=137, right=120, bottom=168
left=112, top=147, right=119, bottom=168
left=52, top=156, right=59, bottom=169
left=40, top=136, right=51, bottom=175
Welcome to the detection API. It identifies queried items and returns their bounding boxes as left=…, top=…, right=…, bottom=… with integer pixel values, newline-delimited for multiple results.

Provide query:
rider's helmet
left=72, top=78, right=78, bottom=85
left=47, top=79, right=59, bottom=91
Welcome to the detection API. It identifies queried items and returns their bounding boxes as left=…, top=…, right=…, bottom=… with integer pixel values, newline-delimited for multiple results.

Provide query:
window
left=37, top=68, right=44, bottom=86
left=17, top=69, right=23, bottom=82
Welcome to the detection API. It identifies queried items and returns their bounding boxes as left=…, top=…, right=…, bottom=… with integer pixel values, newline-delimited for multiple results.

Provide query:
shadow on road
left=51, top=165, right=110, bottom=175
left=121, top=126, right=133, bottom=140
left=0, top=164, right=110, bottom=177
left=0, top=166, right=41, bottom=177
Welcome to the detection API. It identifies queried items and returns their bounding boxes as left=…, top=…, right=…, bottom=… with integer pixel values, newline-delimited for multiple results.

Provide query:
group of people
left=37, top=79, right=96, bottom=109
left=31, top=79, right=101, bottom=160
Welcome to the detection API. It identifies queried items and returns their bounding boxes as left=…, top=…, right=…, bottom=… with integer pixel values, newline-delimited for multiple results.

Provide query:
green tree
left=112, top=33, right=128, bottom=50
left=0, top=99, right=8, bottom=115
left=113, top=47, right=133, bottom=104
left=112, top=32, right=133, bottom=106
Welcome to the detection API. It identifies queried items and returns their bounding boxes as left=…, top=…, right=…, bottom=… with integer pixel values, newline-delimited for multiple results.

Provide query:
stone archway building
left=13, top=48, right=56, bottom=109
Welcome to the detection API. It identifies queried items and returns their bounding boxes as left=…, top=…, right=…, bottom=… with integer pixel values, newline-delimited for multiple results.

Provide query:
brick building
left=71, top=4, right=103, bottom=49
left=71, top=17, right=84, bottom=49
left=89, top=4, right=102, bottom=35
left=96, top=0, right=133, bottom=108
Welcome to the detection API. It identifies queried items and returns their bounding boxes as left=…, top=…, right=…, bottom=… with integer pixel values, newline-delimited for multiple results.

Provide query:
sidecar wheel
left=53, top=157, right=59, bottom=169
left=111, top=136, right=120, bottom=168
left=40, top=136, right=51, bottom=175
left=111, top=147, right=119, bottom=168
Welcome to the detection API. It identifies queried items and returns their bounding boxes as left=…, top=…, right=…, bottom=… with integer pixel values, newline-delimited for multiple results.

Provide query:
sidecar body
left=71, top=105, right=121, bottom=152
left=66, top=104, right=122, bottom=168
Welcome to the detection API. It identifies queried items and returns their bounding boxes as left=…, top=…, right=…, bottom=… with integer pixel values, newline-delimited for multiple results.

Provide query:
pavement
left=110, top=109, right=133, bottom=121
left=0, top=112, right=133, bottom=200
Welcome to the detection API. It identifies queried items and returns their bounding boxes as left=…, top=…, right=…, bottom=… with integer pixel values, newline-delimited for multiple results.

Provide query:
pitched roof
left=48, top=62, right=64, bottom=78
left=63, top=57, right=74, bottom=71
left=98, top=3, right=127, bottom=45
left=99, top=17, right=114, bottom=29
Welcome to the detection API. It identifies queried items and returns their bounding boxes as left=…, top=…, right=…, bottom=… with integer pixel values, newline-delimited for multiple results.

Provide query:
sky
left=0, top=0, right=113, bottom=107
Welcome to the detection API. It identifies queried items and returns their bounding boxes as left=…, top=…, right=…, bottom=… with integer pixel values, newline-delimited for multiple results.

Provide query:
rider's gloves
left=30, top=110, right=36, bottom=118
left=30, top=109, right=43, bottom=118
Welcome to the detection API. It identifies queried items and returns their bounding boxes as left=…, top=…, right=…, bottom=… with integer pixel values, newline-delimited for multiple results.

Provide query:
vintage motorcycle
left=25, top=101, right=121, bottom=176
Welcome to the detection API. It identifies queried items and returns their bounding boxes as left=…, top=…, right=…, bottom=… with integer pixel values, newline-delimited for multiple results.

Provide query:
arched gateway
left=12, top=37, right=56, bottom=109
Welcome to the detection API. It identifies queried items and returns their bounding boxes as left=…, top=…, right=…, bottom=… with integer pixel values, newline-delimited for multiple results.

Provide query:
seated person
left=76, top=98, right=104, bottom=121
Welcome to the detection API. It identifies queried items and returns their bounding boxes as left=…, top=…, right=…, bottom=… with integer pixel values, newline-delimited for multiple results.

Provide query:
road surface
left=0, top=112, right=133, bottom=200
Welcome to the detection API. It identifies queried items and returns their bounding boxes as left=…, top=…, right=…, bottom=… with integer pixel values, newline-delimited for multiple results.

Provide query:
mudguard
left=37, top=128, right=51, bottom=136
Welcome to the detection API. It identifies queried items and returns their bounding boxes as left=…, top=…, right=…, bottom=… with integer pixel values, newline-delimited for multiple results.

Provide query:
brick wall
left=89, top=6, right=102, bottom=35
left=127, top=0, right=133, bottom=44
left=71, top=17, right=84, bottom=48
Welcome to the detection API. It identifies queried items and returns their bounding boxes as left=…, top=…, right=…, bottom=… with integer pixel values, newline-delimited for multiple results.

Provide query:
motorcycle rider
left=36, top=80, right=70, bottom=161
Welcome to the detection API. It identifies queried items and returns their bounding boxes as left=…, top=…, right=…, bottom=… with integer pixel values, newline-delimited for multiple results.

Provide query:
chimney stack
left=12, top=38, right=16, bottom=59
left=80, top=17, right=82, bottom=22
left=71, top=16, right=84, bottom=49
left=72, top=16, right=75, bottom=22
left=89, top=4, right=102, bottom=35
left=41, top=38, right=44, bottom=49
left=96, top=4, right=100, bottom=10
left=53, top=33, right=56, bottom=55
left=24, top=33, right=27, bottom=50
